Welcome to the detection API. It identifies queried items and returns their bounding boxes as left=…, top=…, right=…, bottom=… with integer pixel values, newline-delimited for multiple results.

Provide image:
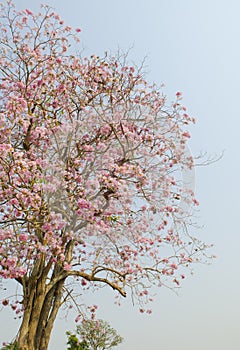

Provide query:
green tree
left=67, top=319, right=123, bottom=350
left=66, top=332, right=89, bottom=350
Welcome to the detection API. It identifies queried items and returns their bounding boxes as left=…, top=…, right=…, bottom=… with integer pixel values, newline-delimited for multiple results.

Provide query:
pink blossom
left=81, top=279, right=87, bottom=286
left=63, top=262, right=72, bottom=271
left=170, top=263, right=178, bottom=270
left=193, top=198, right=199, bottom=206
left=75, top=315, right=81, bottom=323
left=78, top=199, right=90, bottom=209
left=182, top=131, right=191, bottom=138
left=19, top=233, right=28, bottom=242
left=25, top=9, right=33, bottom=15
left=2, top=299, right=9, bottom=306
left=176, top=91, right=182, bottom=98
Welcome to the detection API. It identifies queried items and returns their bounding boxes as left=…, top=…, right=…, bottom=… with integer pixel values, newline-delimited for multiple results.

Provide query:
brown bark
left=18, top=276, right=47, bottom=350
left=35, top=279, right=65, bottom=350
left=17, top=258, right=65, bottom=350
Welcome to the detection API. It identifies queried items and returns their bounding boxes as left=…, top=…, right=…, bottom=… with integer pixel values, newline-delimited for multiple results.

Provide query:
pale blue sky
left=1, top=1, right=240, bottom=349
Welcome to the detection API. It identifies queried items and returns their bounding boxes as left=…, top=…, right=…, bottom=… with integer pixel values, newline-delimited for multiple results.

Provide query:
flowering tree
left=0, top=2, right=208, bottom=350
left=66, top=319, right=123, bottom=350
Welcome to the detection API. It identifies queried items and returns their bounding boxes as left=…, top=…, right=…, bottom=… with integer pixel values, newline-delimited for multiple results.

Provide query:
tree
left=0, top=2, right=209, bottom=350
left=66, top=332, right=88, bottom=350
left=67, top=319, right=123, bottom=350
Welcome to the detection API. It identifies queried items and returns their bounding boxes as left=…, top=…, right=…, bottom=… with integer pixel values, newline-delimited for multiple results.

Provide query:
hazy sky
left=1, top=1, right=240, bottom=349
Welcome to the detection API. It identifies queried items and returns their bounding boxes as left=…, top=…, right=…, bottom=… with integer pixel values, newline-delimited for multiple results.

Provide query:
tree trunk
left=17, top=262, right=66, bottom=350
left=18, top=278, right=47, bottom=350
left=36, top=280, right=65, bottom=350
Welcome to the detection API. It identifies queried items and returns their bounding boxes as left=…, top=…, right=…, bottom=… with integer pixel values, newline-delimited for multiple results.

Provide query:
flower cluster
left=0, top=2, right=207, bottom=316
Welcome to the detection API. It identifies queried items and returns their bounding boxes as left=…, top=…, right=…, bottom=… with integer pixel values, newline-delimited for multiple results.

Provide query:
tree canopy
left=66, top=319, right=123, bottom=350
left=0, top=2, right=208, bottom=349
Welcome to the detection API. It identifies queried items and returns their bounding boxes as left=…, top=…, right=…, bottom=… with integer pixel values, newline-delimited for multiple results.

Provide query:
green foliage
left=66, top=332, right=89, bottom=350
left=67, top=319, right=123, bottom=350
left=0, top=341, right=18, bottom=350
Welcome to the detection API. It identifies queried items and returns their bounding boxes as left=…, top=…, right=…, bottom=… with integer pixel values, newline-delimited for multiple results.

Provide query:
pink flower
left=2, top=299, right=9, bottom=306
left=18, top=98, right=27, bottom=108
left=10, top=198, right=18, bottom=205
left=78, top=199, right=90, bottom=209
left=19, top=233, right=28, bottom=242
left=75, top=315, right=81, bottom=323
left=182, top=131, right=191, bottom=138
left=176, top=91, right=182, bottom=98
left=76, top=28, right=81, bottom=33
left=81, top=279, right=87, bottom=286
left=25, top=9, right=33, bottom=16
left=170, top=263, right=178, bottom=270
left=63, top=262, right=72, bottom=271
left=193, top=198, right=199, bottom=206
